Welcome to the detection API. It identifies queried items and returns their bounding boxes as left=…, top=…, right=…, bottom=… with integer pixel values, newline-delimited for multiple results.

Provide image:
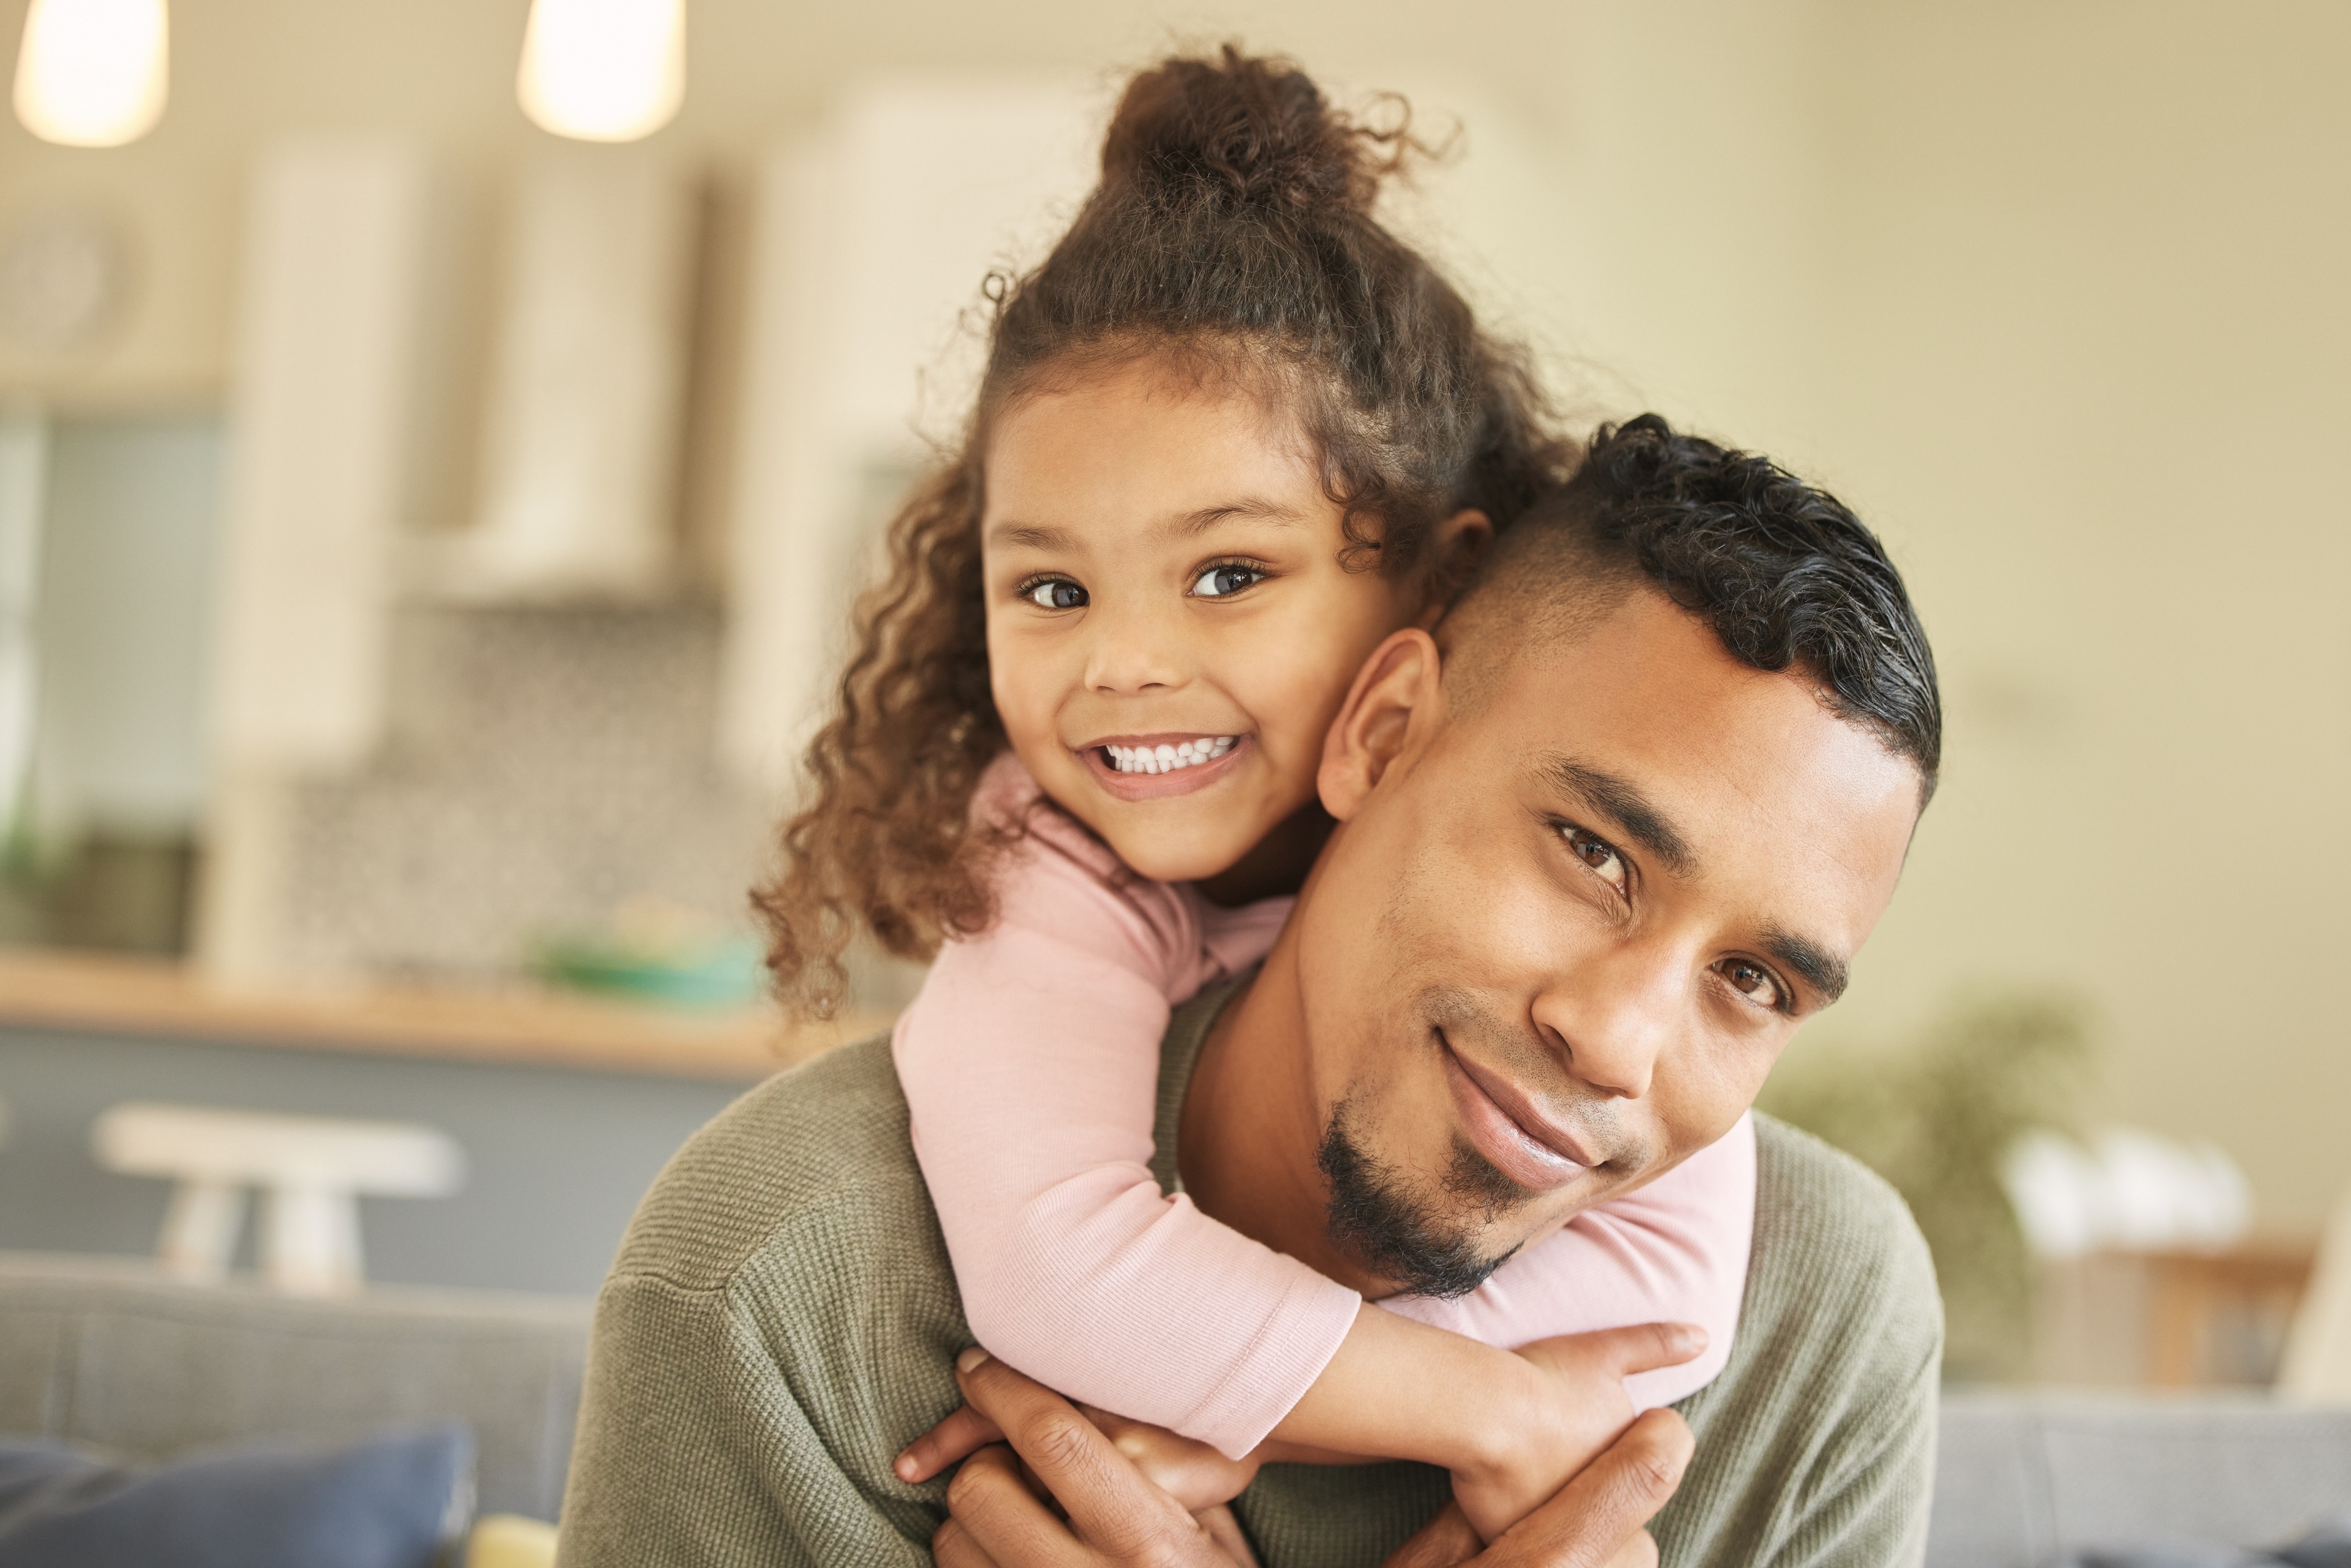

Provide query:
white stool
left=92, top=1102, right=466, bottom=1296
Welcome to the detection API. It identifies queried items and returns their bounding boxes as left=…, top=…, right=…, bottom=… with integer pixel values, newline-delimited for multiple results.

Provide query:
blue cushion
left=0, top=1422, right=471, bottom=1568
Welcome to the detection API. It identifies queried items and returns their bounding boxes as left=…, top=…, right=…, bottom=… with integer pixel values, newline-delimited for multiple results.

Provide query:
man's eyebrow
left=1760, top=926, right=1850, bottom=1007
left=1541, top=757, right=1697, bottom=877
left=984, top=521, right=1080, bottom=551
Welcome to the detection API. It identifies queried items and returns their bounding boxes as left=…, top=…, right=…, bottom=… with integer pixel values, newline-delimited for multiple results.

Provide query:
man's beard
left=1317, top=1095, right=1532, bottom=1300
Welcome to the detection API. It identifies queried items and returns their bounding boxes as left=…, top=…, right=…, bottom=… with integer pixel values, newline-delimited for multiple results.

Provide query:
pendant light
left=516, top=0, right=684, bottom=144
left=13, top=0, right=169, bottom=148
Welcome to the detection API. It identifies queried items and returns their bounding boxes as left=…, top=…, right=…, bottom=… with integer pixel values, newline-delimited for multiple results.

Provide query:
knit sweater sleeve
left=556, top=1041, right=967, bottom=1568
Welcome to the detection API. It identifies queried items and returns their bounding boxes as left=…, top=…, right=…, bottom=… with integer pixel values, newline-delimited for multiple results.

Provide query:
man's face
left=1291, top=590, right=1921, bottom=1295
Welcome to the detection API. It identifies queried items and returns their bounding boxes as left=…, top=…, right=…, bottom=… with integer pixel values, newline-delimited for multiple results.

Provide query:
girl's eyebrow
left=985, top=521, right=1080, bottom=551
left=1164, top=498, right=1308, bottom=539
left=987, top=500, right=1307, bottom=553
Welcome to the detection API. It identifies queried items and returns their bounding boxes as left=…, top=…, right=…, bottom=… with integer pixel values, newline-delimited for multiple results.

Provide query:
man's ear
left=1319, top=628, right=1445, bottom=822
left=1415, top=508, right=1494, bottom=630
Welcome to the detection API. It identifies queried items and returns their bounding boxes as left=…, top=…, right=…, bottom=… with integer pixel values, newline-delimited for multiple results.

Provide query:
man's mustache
left=1416, top=983, right=1654, bottom=1175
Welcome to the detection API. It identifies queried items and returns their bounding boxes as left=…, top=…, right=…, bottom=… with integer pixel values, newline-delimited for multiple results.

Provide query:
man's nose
left=1081, top=601, right=1189, bottom=695
left=1529, top=941, right=1682, bottom=1101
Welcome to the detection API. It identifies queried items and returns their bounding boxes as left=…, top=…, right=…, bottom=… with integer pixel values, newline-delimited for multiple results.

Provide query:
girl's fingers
left=1086, top=1406, right=1257, bottom=1512
left=895, top=1403, right=1006, bottom=1483
left=1524, top=1322, right=1707, bottom=1380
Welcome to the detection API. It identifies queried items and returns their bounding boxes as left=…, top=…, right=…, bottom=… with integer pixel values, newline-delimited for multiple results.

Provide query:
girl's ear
left=1319, top=628, right=1445, bottom=822
left=1415, top=508, right=1494, bottom=629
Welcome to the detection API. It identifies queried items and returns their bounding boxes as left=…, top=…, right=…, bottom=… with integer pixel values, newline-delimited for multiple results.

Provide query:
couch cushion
left=0, top=1422, right=469, bottom=1568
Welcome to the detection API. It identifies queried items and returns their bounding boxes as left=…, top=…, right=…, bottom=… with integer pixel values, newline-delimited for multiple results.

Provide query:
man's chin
left=1316, top=1101, right=1526, bottom=1300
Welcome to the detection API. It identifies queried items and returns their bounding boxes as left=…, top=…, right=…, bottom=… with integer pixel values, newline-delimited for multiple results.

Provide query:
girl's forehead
left=981, top=361, right=1326, bottom=529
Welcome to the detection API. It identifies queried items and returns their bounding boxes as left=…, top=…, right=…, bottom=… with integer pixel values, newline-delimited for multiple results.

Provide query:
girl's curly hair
left=754, top=45, right=1575, bottom=1018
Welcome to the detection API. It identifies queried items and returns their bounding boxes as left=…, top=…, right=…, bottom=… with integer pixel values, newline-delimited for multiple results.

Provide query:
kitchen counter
left=0, top=947, right=890, bottom=1082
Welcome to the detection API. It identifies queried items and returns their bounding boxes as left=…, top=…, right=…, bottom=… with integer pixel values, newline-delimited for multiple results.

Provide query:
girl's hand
left=1448, top=1323, right=1704, bottom=1543
left=896, top=1355, right=1263, bottom=1513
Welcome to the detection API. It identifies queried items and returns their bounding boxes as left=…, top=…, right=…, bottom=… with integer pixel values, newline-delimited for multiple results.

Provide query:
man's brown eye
left=1561, top=827, right=1627, bottom=892
left=1726, top=961, right=1781, bottom=1007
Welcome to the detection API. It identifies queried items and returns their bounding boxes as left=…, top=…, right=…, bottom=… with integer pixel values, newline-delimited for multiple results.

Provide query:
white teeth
left=1100, top=736, right=1239, bottom=775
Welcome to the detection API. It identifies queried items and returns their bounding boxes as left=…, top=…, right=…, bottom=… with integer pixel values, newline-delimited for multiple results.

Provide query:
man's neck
left=1176, top=930, right=1396, bottom=1297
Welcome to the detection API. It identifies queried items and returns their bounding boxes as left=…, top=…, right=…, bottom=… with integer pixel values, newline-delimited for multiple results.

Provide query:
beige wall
left=2, top=1, right=2345, bottom=1226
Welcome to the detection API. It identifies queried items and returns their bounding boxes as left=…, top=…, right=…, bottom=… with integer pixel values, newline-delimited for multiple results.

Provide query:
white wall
left=0, top=0, right=2344, bottom=1226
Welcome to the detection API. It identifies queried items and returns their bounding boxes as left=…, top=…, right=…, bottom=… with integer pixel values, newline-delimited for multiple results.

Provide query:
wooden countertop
left=0, top=948, right=893, bottom=1081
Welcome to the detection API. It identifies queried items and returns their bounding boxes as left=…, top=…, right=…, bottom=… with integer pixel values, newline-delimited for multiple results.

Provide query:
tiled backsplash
left=275, top=602, right=775, bottom=988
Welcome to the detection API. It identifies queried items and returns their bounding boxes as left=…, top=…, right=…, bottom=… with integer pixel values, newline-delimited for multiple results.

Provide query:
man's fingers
left=1494, top=1409, right=1694, bottom=1568
left=953, top=1350, right=1174, bottom=1554
left=1599, top=1528, right=1658, bottom=1568
left=1195, top=1505, right=1263, bottom=1568
left=896, top=1404, right=1005, bottom=1483
left=932, top=1517, right=1002, bottom=1568
left=942, top=1444, right=1089, bottom=1568
left=1381, top=1502, right=1483, bottom=1568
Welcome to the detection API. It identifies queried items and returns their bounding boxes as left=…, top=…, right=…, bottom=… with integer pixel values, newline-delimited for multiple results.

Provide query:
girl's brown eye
left=1191, top=563, right=1265, bottom=598
left=1023, top=578, right=1087, bottom=611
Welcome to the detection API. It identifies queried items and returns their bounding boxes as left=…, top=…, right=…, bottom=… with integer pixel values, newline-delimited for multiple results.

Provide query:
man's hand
left=1451, top=1323, right=1702, bottom=1542
left=1390, top=1409, right=1694, bottom=1568
left=931, top=1349, right=1260, bottom=1567
left=897, top=1358, right=1261, bottom=1513
left=933, top=1350, right=1693, bottom=1568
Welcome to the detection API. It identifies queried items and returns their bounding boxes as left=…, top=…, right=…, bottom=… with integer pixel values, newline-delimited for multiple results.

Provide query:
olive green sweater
left=558, top=983, right=1941, bottom=1567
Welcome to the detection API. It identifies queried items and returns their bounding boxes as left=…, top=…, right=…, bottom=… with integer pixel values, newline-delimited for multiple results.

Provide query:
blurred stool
left=2281, top=1187, right=2351, bottom=1401
left=91, top=1102, right=465, bottom=1296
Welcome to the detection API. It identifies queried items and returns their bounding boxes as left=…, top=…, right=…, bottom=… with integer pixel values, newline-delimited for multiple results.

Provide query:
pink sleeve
left=893, top=757, right=1357, bottom=1460
left=1378, top=1112, right=1756, bottom=1411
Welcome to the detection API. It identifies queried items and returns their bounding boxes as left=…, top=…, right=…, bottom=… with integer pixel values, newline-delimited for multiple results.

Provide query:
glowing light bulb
left=516, top=0, right=684, bottom=144
left=13, top=0, right=169, bottom=148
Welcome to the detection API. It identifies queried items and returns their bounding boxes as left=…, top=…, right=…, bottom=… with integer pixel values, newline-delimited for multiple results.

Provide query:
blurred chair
left=91, top=1103, right=465, bottom=1296
left=2279, top=1187, right=2351, bottom=1402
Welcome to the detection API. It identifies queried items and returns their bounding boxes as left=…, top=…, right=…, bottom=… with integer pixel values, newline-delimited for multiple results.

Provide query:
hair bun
left=1100, top=45, right=1399, bottom=218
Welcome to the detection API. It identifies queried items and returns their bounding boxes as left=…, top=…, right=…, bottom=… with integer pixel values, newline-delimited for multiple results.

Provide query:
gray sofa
left=0, top=1253, right=587, bottom=1522
left=3, top=1252, right=2348, bottom=1562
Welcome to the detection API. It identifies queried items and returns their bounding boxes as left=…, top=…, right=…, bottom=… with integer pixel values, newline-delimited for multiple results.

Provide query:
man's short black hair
left=1443, top=413, right=1943, bottom=799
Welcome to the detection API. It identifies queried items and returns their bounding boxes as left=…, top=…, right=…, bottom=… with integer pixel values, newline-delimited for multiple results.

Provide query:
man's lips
left=1076, top=733, right=1251, bottom=802
left=1439, top=1036, right=1600, bottom=1193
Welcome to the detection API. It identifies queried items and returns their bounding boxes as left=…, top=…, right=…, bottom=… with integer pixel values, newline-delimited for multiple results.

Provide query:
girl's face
left=982, top=358, right=1473, bottom=889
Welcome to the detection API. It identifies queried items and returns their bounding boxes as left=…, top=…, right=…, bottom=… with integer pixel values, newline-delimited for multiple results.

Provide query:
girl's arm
left=1379, top=1112, right=1758, bottom=1409
left=894, top=771, right=1362, bottom=1462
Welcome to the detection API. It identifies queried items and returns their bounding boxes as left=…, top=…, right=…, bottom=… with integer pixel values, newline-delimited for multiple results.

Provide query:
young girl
left=755, top=48, right=1756, bottom=1539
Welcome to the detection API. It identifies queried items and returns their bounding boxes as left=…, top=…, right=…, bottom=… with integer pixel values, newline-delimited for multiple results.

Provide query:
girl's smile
left=1078, top=733, right=1254, bottom=800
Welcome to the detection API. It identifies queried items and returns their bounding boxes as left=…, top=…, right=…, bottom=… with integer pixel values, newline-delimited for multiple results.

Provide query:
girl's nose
left=1081, top=612, right=1189, bottom=696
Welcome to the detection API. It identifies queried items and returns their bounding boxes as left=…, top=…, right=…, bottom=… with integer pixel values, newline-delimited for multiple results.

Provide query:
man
left=556, top=417, right=1945, bottom=1568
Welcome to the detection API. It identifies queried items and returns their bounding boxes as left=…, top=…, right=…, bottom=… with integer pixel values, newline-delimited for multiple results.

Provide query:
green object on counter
left=536, top=931, right=763, bottom=1010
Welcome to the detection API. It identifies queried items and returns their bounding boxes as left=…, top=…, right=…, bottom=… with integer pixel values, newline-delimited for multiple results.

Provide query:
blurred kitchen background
left=0, top=0, right=2343, bottom=1399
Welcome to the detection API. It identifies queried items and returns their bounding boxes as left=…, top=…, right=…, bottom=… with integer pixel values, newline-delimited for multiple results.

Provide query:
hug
left=560, top=45, right=1942, bottom=1568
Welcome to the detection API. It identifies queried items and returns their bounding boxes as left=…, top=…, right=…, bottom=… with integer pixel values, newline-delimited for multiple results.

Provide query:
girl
left=755, top=47, right=1755, bottom=1540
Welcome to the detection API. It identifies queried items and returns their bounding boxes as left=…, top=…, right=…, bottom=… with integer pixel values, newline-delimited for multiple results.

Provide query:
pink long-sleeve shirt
left=894, top=755, right=1756, bottom=1461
